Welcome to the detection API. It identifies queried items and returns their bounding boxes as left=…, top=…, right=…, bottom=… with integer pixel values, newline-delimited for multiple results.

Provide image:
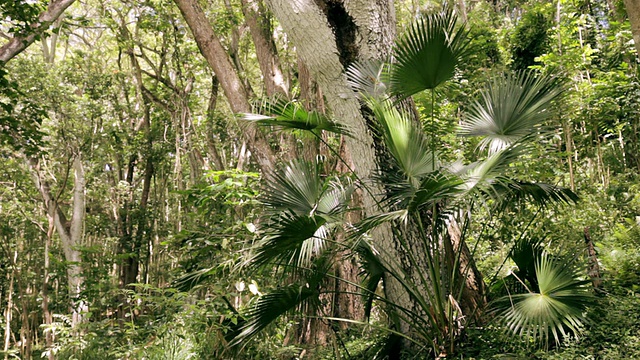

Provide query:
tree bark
left=3, top=259, right=14, bottom=359
left=0, top=0, right=77, bottom=65
left=584, top=227, right=602, bottom=290
left=266, top=0, right=414, bottom=342
left=446, top=217, right=486, bottom=324
left=241, top=0, right=289, bottom=97
left=206, top=75, right=226, bottom=170
left=42, top=217, right=55, bottom=360
left=624, top=0, right=640, bottom=58
left=174, top=0, right=275, bottom=172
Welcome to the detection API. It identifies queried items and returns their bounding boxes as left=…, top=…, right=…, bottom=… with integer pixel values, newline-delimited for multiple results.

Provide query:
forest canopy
left=1, top=0, right=640, bottom=359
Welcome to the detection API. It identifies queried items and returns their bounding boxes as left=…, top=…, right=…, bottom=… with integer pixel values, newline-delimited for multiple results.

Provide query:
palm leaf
left=354, top=210, right=410, bottom=237
left=391, top=9, right=469, bottom=98
left=406, top=171, right=464, bottom=213
left=229, top=260, right=328, bottom=346
left=509, top=237, right=546, bottom=292
left=459, top=70, right=565, bottom=154
left=242, top=99, right=349, bottom=136
left=454, top=147, right=522, bottom=195
left=261, top=160, right=325, bottom=216
left=352, top=239, right=387, bottom=319
left=248, top=212, right=329, bottom=269
left=492, top=252, right=592, bottom=346
left=370, top=100, right=436, bottom=183
left=252, top=160, right=352, bottom=269
left=172, top=266, right=217, bottom=292
left=262, top=160, right=353, bottom=217
left=346, top=59, right=391, bottom=100
left=315, top=179, right=355, bottom=216
left=492, top=181, right=579, bottom=209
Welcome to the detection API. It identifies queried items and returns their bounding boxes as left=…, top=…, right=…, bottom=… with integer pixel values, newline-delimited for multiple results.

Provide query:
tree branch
left=0, top=0, right=77, bottom=65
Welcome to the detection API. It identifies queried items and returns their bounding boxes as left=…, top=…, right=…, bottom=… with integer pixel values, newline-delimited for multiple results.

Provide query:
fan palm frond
left=406, top=171, right=464, bottom=213
left=455, top=147, right=522, bottom=194
left=459, top=70, right=565, bottom=154
left=316, top=179, right=355, bottom=216
left=391, top=9, right=469, bottom=98
left=493, top=252, right=592, bottom=346
left=346, top=59, right=392, bottom=100
left=249, top=211, right=328, bottom=269
left=261, top=160, right=325, bottom=216
left=352, top=239, right=387, bottom=319
left=242, top=99, right=349, bottom=136
left=252, top=160, right=353, bottom=269
left=229, top=258, right=330, bottom=346
left=370, top=100, right=436, bottom=183
left=493, top=181, right=579, bottom=210
left=509, top=237, right=546, bottom=291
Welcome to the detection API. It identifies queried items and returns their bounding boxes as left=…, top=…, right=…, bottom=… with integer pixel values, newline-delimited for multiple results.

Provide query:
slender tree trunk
left=3, top=260, right=14, bottom=359
left=624, top=0, right=640, bottom=57
left=206, top=75, right=226, bottom=170
left=17, top=276, right=31, bottom=359
left=174, top=0, right=275, bottom=172
left=28, top=156, right=87, bottom=327
left=42, top=217, right=54, bottom=360
left=584, top=227, right=602, bottom=290
left=40, top=16, right=64, bottom=64
left=241, top=0, right=288, bottom=97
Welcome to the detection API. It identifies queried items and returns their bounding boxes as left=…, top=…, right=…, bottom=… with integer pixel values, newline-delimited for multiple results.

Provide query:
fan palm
left=391, top=9, right=469, bottom=97
left=230, top=7, right=582, bottom=357
left=459, top=71, right=565, bottom=154
left=492, top=251, right=592, bottom=347
left=243, top=98, right=350, bottom=136
left=248, top=159, right=353, bottom=270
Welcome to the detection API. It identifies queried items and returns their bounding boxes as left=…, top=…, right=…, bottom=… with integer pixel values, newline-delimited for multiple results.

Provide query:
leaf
left=249, top=212, right=328, bottom=269
left=229, top=258, right=331, bottom=346
left=346, top=59, right=391, bottom=100
left=492, top=252, right=593, bottom=346
left=241, top=99, right=349, bottom=136
left=353, top=239, right=387, bottom=320
left=459, top=70, right=565, bottom=154
left=369, top=100, right=436, bottom=183
left=251, top=160, right=353, bottom=269
left=229, top=281, right=320, bottom=346
left=261, top=160, right=326, bottom=216
left=391, top=9, right=469, bottom=97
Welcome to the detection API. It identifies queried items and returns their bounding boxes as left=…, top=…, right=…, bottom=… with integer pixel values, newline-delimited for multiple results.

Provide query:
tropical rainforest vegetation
left=1, top=0, right=640, bottom=359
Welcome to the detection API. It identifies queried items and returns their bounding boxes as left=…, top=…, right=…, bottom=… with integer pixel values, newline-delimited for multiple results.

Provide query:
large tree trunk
left=266, top=0, right=408, bottom=341
left=0, top=0, right=77, bottom=65
left=173, top=0, right=275, bottom=172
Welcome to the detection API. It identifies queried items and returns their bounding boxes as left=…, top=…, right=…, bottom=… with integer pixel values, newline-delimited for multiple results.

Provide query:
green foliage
left=492, top=252, right=592, bottom=346
left=4, top=0, right=640, bottom=358
left=233, top=8, right=577, bottom=357
left=0, top=68, right=46, bottom=154
left=510, top=5, right=552, bottom=70
left=459, top=70, right=565, bottom=154
left=245, top=99, right=350, bottom=136
left=0, top=0, right=45, bottom=37
left=391, top=9, right=469, bottom=97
